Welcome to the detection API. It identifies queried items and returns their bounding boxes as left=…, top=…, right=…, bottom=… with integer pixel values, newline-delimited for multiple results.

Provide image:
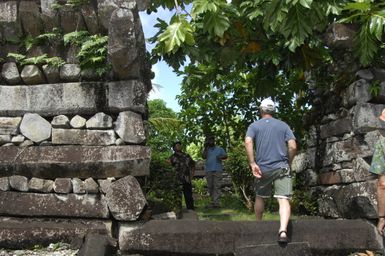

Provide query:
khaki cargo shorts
left=254, top=167, right=293, bottom=199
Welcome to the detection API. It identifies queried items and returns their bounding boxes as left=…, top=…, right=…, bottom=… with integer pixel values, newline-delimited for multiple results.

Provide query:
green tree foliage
left=145, top=99, right=184, bottom=214
left=147, top=0, right=385, bottom=147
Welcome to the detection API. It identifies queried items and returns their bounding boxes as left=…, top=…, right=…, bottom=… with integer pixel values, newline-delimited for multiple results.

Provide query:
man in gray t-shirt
left=245, top=98, right=297, bottom=244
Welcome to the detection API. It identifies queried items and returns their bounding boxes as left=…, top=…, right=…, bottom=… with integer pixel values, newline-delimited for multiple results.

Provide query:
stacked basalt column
left=0, top=0, right=152, bottom=248
left=292, top=23, right=385, bottom=219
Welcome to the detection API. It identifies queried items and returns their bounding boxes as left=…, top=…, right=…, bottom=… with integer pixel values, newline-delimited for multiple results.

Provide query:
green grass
left=192, top=192, right=280, bottom=221
left=191, top=192, right=318, bottom=221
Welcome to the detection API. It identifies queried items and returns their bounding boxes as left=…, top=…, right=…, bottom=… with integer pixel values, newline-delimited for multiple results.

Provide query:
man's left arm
left=287, top=139, right=297, bottom=167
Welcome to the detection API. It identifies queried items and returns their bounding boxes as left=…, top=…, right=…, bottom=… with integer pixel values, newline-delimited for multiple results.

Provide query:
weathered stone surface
left=115, top=138, right=125, bottom=145
left=320, top=117, right=352, bottom=139
left=20, top=140, right=34, bottom=147
left=70, top=115, right=86, bottom=129
left=98, top=178, right=115, bottom=194
left=59, top=6, right=86, bottom=33
left=353, top=157, right=377, bottom=182
left=1, top=62, right=21, bottom=85
left=323, top=136, right=372, bottom=166
left=136, top=0, right=150, bottom=11
left=86, top=112, right=113, bottom=129
left=152, top=212, right=177, bottom=220
left=28, top=177, right=54, bottom=193
left=115, top=111, right=146, bottom=144
left=342, top=79, right=372, bottom=108
left=0, top=135, right=11, bottom=145
left=81, top=4, right=101, bottom=35
left=292, top=149, right=316, bottom=173
left=353, top=103, right=385, bottom=133
left=108, top=8, right=140, bottom=79
left=42, top=65, right=60, bottom=83
left=0, top=117, right=21, bottom=135
left=373, top=68, right=385, bottom=82
left=51, top=115, right=70, bottom=128
left=97, top=0, right=119, bottom=31
left=19, top=1, right=42, bottom=37
left=72, top=178, right=86, bottom=194
left=9, top=175, right=28, bottom=192
left=52, top=129, right=116, bottom=146
left=0, top=2, right=22, bottom=42
left=318, top=181, right=378, bottom=219
left=0, top=191, right=109, bottom=218
left=0, top=177, right=9, bottom=191
left=0, top=145, right=150, bottom=179
left=20, top=65, right=46, bottom=85
left=65, top=45, right=80, bottom=64
left=20, top=113, right=52, bottom=143
left=60, top=64, right=81, bottom=82
left=54, top=178, right=72, bottom=194
left=85, top=178, right=99, bottom=194
left=356, top=69, right=374, bottom=80
left=11, top=135, right=24, bottom=145
left=77, top=233, right=117, bottom=256
left=0, top=81, right=147, bottom=116
left=119, top=219, right=381, bottom=255
left=0, top=217, right=111, bottom=249
left=325, top=23, right=356, bottom=49
left=235, top=242, right=312, bottom=256
left=318, top=172, right=342, bottom=185
left=40, top=0, right=59, bottom=32
left=105, top=176, right=147, bottom=221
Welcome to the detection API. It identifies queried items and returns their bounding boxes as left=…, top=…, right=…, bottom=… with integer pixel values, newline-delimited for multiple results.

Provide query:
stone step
left=119, top=219, right=382, bottom=255
left=235, top=242, right=312, bottom=256
left=0, top=217, right=112, bottom=249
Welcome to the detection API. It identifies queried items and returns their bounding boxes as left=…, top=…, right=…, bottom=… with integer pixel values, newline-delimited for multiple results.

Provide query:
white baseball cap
left=260, top=98, right=276, bottom=112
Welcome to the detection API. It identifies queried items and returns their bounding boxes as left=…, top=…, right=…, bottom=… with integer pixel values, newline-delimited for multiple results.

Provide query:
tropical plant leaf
left=202, top=12, right=230, bottom=37
left=158, top=15, right=195, bottom=53
left=369, top=10, right=385, bottom=40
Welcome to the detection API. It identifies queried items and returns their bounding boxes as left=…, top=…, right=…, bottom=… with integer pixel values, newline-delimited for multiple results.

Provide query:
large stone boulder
left=19, top=1, right=43, bottom=37
left=0, top=117, right=21, bottom=135
left=108, top=8, right=140, bottom=79
left=52, top=129, right=116, bottom=145
left=20, top=113, right=51, bottom=143
left=105, top=175, right=147, bottom=221
left=115, top=111, right=146, bottom=144
left=20, top=65, right=46, bottom=85
left=1, top=62, right=21, bottom=85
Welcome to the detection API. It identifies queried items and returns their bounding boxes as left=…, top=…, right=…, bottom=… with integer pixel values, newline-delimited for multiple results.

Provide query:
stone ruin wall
left=0, top=0, right=153, bottom=250
left=292, top=24, right=385, bottom=219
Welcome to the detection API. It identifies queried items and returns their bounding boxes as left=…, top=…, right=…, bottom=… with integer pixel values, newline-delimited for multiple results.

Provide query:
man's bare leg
left=277, top=198, right=291, bottom=238
left=254, top=196, right=265, bottom=221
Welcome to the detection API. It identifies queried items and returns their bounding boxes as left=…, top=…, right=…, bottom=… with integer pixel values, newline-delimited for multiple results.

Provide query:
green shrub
left=224, top=143, right=255, bottom=211
left=144, top=151, right=182, bottom=216
left=192, top=178, right=207, bottom=196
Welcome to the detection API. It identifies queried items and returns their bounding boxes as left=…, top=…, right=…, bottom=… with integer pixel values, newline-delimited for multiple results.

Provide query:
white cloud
left=149, top=65, right=163, bottom=100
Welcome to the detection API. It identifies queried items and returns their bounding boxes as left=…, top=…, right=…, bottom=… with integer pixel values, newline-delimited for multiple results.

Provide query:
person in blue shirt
left=202, top=135, right=227, bottom=208
left=245, top=98, right=297, bottom=244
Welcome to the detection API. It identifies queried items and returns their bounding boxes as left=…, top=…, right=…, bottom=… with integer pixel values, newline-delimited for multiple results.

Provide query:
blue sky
left=139, top=9, right=182, bottom=112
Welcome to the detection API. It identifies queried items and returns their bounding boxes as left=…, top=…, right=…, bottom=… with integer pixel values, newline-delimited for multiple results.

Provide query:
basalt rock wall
left=292, top=24, right=385, bottom=220
left=0, top=0, right=152, bottom=248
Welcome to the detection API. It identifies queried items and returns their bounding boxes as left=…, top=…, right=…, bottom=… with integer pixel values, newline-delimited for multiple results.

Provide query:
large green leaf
left=202, top=12, right=230, bottom=37
left=191, top=0, right=219, bottom=19
left=369, top=10, right=385, bottom=40
left=158, top=16, right=195, bottom=53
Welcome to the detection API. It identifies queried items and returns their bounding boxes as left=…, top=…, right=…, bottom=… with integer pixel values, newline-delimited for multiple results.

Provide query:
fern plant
left=76, top=34, right=110, bottom=77
left=7, top=53, right=65, bottom=68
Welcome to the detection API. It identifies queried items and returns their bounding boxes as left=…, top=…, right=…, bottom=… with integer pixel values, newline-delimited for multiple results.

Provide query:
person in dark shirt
left=169, top=141, right=196, bottom=210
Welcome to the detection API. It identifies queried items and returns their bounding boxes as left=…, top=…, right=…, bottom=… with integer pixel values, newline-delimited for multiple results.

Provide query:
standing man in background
left=169, top=141, right=196, bottom=211
left=245, top=98, right=297, bottom=244
left=202, top=136, right=227, bottom=208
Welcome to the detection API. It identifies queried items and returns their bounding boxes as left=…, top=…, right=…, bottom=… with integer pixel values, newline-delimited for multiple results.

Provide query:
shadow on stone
left=235, top=242, right=312, bottom=256
left=77, top=232, right=117, bottom=256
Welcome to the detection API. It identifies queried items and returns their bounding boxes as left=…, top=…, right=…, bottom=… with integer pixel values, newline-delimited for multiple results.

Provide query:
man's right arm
left=245, top=136, right=261, bottom=178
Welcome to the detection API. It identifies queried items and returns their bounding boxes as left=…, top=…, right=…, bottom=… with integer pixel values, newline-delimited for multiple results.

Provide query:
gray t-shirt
left=246, top=117, right=295, bottom=173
